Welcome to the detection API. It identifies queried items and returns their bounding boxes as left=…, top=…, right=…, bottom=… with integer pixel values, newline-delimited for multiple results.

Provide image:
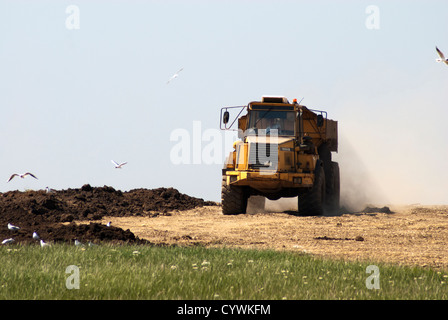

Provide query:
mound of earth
left=0, top=184, right=215, bottom=245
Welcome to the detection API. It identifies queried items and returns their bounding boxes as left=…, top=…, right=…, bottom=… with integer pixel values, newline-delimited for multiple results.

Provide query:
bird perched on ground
left=74, top=239, right=82, bottom=246
left=166, top=67, right=184, bottom=84
left=435, top=46, right=448, bottom=66
left=7, top=223, right=20, bottom=231
left=2, top=238, right=14, bottom=245
left=40, top=239, right=50, bottom=247
left=7, top=172, right=38, bottom=182
left=33, top=231, right=40, bottom=240
left=45, top=187, right=55, bottom=193
left=111, top=160, right=127, bottom=169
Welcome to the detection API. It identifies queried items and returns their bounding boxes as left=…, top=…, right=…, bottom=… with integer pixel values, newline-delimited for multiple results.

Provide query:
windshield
left=247, top=110, right=295, bottom=136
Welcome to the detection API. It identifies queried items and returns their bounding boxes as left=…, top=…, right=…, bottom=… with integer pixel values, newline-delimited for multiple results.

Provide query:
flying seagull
left=435, top=46, right=448, bottom=66
left=7, top=223, right=20, bottom=231
left=166, top=67, right=184, bottom=84
left=111, top=160, right=127, bottom=169
left=106, top=221, right=112, bottom=227
left=7, top=172, right=38, bottom=182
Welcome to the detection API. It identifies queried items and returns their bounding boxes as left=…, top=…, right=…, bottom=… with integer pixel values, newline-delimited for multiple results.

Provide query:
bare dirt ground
left=105, top=200, right=448, bottom=270
left=2, top=186, right=447, bottom=270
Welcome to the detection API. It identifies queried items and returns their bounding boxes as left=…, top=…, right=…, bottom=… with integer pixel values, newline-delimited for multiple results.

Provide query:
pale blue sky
left=1, top=1, right=447, bottom=206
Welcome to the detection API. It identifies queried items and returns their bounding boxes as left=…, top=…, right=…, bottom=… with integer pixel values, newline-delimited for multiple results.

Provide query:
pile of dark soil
left=0, top=184, right=215, bottom=245
left=362, top=206, right=393, bottom=214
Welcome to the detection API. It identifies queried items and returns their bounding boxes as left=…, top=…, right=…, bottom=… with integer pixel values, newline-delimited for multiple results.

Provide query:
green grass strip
left=0, top=244, right=447, bottom=300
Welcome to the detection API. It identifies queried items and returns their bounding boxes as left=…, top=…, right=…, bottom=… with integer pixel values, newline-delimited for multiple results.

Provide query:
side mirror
left=223, top=111, right=230, bottom=124
left=317, top=114, right=324, bottom=127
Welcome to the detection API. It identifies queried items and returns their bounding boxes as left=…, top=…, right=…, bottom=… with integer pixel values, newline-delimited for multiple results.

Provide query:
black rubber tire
left=318, top=143, right=333, bottom=200
left=221, top=177, right=248, bottom=215
left=298, top=164, right=326, bottom=216
left=325, top=162, right=340, bottom=214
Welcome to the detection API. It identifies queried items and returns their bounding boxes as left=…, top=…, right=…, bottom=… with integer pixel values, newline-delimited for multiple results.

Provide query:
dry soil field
left=108, top=199, right=448, bottom=270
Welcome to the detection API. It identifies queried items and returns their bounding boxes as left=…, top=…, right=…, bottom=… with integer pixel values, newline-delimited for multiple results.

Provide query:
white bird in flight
left=7, top=223, right=20, bottom=231
left=106, top=221, right=112, bottom=227
left=2, top=238, right=14, bottom=245
left=7, top=172, right=38, bottom=182
left=166, top=67, right=184, bottom=84
left=435, top=46, right=448, bottom=66
left=111, top=160, right=127, bottom=169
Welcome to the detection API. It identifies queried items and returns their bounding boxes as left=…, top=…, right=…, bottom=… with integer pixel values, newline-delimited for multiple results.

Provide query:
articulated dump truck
left=220, top=96, right=339, bottom=216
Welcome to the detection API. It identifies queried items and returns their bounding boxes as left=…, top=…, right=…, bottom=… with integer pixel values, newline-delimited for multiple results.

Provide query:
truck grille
left=248, top=143, right=278, bottom=170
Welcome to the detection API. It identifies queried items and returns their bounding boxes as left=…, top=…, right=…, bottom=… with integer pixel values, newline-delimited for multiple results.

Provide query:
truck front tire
left=221, top=177, right=248, bottom=215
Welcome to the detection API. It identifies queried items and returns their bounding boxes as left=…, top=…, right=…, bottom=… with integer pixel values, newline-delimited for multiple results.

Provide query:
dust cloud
left=329, top=71, right=448, bottom=208
left=247, top=196, right=298, bottom=214
left=333, top=136, right=389, bottom=212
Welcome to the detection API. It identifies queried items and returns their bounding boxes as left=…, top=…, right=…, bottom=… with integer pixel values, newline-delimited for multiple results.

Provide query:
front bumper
left=223, top=170, right=314, bottom=193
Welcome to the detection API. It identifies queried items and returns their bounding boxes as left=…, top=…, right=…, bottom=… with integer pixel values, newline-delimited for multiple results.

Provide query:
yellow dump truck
left=220, top=96, right=339, bottom=216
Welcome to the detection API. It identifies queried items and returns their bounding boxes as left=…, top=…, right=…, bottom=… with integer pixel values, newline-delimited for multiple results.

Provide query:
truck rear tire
left=221, top=177, right=248, bottom=215
left=325, top=161, right=340, bottom=214
left=298, top=165, right=326, bottom=216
